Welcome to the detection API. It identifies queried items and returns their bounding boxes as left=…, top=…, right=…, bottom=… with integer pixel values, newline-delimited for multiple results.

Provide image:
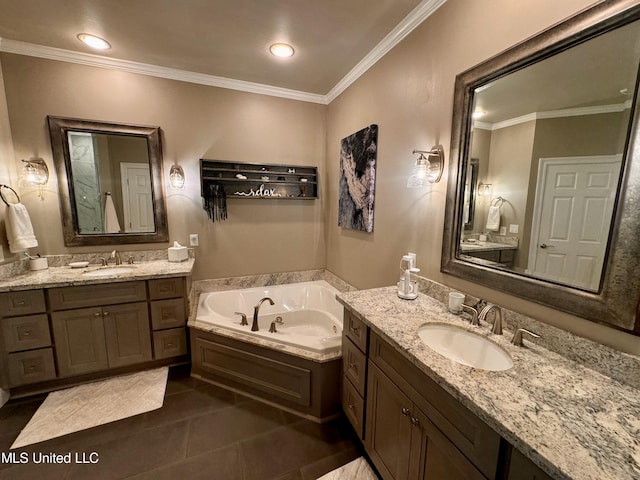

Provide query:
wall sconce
left=477, top=182, right=492, bottom=197
left=407, top=146, right=445, bottom=188
left=169, top=164, right=185, bottom=190
left=21, top=158, right=49, bottom=187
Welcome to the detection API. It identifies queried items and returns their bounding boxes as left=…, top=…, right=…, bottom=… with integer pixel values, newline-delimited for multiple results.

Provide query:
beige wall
left=1, top=0, right=639, bottom=354
left=0, top=53, right=327, bottom=280
left=325, top=0, right=639, bottom=354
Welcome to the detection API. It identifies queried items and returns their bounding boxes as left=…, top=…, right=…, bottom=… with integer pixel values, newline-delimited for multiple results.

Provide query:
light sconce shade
left=169, top=164, right=185, bottom=190
left=21, top=158, right=49, bottom=187
left=407, top=146, right=445, bottom=188
left=477, top=182, right=492, bottom=197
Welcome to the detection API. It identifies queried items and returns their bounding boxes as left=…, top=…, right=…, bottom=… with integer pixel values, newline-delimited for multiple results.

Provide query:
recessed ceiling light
left=472, top=110, right=486, bottom=119
left=269, top=43, right=295, bottom=58
left=77, top=33, right=111, bottom=50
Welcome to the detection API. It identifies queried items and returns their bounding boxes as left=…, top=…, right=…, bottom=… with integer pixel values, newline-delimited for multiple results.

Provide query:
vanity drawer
left=2, top=314, right=51, bottom=353
left=47, top=281, right=147, bottom=310
left=343, top=335, right=367, bottom=395
left=153, top=328, right=188, bottom=359
left=342, top=376, right=365, bottom=439
left=150, top=298, right=186, bottom=330
left=8, top=348, right=56, bottom=386
left=148, top=277, right=185, bottom=300
left=344, top=310, right=368, bottom=353
left=0, top=290, right=46, bottom=317
left=370, top=331, right=501, bottom=479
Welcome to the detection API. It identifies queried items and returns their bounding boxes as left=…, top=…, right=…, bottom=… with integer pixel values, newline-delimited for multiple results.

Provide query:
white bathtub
left=196, top=280, right=344, bottom=354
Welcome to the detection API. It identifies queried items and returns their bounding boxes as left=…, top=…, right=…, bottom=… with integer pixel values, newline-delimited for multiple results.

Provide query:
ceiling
left=0, top=0, right=445, bottom=103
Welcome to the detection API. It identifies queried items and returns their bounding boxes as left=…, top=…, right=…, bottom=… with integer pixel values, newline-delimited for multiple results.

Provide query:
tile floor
left=0, top=366, right=364, bottom=480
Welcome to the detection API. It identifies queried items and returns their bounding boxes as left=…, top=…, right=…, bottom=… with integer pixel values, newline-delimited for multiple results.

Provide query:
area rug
left=317, top=457, right=378, bottom=480
left=11, top=367, right=168, bottom=449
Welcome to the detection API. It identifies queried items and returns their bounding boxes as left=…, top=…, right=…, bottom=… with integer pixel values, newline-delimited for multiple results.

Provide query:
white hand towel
left=5, top=203, right=39, bottom=253
left=486, top=205, right=501, bottom=231
left=103, top=194, right=121, bottom=233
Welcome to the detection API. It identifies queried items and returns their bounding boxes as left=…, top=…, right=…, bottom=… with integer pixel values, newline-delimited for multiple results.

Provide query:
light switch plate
left=509, top=224, right=519, bottom=234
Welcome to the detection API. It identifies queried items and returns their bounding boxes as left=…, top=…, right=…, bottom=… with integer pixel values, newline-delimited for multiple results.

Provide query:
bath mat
left=11, top=367, right=168, bottom=449
left=317, top=457, right=378, bottom=480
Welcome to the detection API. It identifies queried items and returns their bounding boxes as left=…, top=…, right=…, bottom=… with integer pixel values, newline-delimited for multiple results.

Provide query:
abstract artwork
left=338, top=124, right=378, bottom=232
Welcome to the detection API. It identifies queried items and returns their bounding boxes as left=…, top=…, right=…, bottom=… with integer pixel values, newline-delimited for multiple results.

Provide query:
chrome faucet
left=108, top=249, right=122, bottom=266
left=252, top=297, right=274, bottom=331
left=479, top=304, right=503, bottom=334
left=511, top=328, right=540, bottom=347
left=460, top=304, right=480, bottom=326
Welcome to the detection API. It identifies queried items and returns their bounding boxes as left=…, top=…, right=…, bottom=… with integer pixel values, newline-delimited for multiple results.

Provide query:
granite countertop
left=0, top=258, right=195, bottom=292
left=459, top=241, right=518, bottom=252
left=337, top=287, right=640, bottom=480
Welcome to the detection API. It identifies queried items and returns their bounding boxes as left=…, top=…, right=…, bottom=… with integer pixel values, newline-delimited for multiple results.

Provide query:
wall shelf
left=200, top=159, right=318, bottom=199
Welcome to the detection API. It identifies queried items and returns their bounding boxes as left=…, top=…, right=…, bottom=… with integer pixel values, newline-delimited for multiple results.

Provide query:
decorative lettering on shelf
left=234, top=184, right=278, bottom=197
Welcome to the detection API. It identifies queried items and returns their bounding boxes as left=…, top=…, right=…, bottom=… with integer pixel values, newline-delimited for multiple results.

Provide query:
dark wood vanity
left=341, top=309, right=553, bottom=480
left=0, top=276, right=190, bottom=397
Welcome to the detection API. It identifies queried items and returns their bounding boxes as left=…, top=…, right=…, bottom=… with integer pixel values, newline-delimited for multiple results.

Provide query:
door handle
left=539, top=243, right=554, bottom=249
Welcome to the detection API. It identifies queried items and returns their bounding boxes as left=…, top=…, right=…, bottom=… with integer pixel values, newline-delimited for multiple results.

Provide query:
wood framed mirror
left=442, top=0, right=640, bottom=333
left=48, top=116, right=169, bottom=246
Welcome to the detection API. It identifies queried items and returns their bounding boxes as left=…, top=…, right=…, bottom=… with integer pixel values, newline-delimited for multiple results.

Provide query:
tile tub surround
left=0, top=257, right=195, bottom=291
left=337, top=287, right=640, bottom=480
left=187, top=269, right=355, bottom=363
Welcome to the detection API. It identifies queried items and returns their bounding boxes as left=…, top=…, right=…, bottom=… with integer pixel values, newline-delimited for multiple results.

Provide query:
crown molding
left=473, top=101, right=633, bottom=131
left=0, top=0, right=446, bottom=105
left=0, top=38, right=327, bottom=104
left=325, top=0, right=447, bottom=103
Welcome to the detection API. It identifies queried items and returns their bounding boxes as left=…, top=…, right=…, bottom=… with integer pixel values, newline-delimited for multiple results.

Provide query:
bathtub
left=196, top=280, right=344, bottom=354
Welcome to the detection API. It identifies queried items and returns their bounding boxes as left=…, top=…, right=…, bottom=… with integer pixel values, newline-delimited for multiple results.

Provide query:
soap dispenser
left=397, top=254, right=419, bottom=300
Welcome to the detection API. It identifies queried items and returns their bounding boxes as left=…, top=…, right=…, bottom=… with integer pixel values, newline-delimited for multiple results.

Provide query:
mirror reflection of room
left=459, top=18, right=638, bottom=292
left=67, top=132, right=153, bottom=234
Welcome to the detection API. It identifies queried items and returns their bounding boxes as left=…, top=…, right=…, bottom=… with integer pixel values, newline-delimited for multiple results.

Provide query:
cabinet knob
left=349, top=362, right=358, bottom=371
left=347, top=403, right=355, bottom=410
left=94, top=312, right=102, bottom=317
left=23, top=331, right=31, bottom=336
left=28, top=365, right=36, bottom=371
left=401, top=407, right=410, bottom=416
left=15, top=300, right=26, bottom=306
left=410, top=417, right=420, bottom=426
left=166, top=343, right=174, bottom=348
left=103, top=311, right=110, bottom=316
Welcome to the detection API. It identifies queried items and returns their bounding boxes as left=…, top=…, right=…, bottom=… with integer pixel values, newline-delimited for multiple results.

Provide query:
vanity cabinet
left=367, top=362, right=485, bottom=480
left=506, top=449, right=553, bottom=480
left=0, top=275, right=190, bottom=395
left=342, top=311, right=368, bottom=438
left=51, top=302, right=152, bottom=376
left=342, top=310, right=503, bottom=480
left=0, top=290, right=56, bottom=386
left=148, top=277, right=188, bottom=359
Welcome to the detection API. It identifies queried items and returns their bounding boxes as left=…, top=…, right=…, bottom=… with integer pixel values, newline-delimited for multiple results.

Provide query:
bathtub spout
left=252, top=297, right=275, bottom=331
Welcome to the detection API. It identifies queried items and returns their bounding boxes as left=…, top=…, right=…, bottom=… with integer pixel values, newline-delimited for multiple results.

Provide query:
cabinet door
left=366, top=362, right=413, bottom=480
left=52, top=307, right=108, bottom=376
left=411, top=408, right=487, bottom=480
left=507, top=449, right=553, bottom=480
left=103, top=302, right=152, bottom=368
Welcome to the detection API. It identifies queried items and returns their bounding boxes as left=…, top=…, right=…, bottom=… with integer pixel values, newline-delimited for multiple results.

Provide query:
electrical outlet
left=509, top=224, right=519, bottom=234
left=189, top=234, right=199, bottom=246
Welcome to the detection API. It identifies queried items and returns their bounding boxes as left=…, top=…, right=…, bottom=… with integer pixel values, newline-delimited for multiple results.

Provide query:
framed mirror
left=48, top=116, right=169, bottom=246
left=442, top=0, right=640, bottom=333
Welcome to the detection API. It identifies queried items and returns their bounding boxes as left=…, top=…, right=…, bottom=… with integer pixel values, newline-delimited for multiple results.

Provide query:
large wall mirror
left=442, top=0, right=640, bottom=333
left=48, top=116, right=169, bottom=246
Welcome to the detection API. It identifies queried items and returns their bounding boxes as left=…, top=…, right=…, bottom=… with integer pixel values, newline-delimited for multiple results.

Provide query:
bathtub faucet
left=252, top=297, right=275, bottom=331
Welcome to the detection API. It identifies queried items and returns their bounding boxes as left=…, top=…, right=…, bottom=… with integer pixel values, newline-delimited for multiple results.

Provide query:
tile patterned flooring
left=0, top=366, right=364, bottom=480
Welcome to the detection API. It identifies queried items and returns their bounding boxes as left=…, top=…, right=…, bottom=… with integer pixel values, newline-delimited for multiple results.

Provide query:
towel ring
left=0, top=184, right=20, bottom=206
left=491, top=196, right=504, bottom=207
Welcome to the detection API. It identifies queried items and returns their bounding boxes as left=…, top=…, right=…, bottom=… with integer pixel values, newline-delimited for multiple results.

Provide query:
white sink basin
left=417, top=324, right=513, bottom=371
left=83, top=267, right=135, bottom=277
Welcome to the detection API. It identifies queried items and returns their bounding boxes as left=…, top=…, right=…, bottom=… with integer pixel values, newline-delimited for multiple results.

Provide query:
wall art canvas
left=338, top=124, right=378, bottom=233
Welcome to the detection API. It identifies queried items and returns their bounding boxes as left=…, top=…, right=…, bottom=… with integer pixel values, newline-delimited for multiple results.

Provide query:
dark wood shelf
left=200, top=159, right=318, bottom=199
